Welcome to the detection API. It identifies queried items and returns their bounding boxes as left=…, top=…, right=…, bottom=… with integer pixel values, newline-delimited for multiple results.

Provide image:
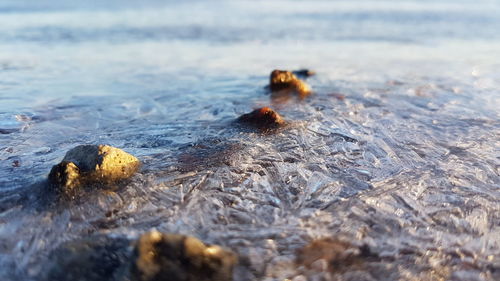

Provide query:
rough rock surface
left=269, top=69, right=311, bottom=97
left=131, top=230, right=237, bottom=281
left=237, top=107, right=285, bottom=129
left=45, top=235, right=132, bottom=281
left=44, top=231, right=237, bottom=281
left=48, top=144, right=140, bottom=195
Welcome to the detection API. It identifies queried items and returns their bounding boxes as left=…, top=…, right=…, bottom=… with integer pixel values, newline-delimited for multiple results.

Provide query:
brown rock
left=48, top=144, right=140, bottom=195
left=296, top=238, right=375, bottom=274
left=328, top=92, right=346, bottom=101
left=269, top=69, right=311, bottom=97
left=237, top=107, right=285, bottom=129
left=131, top=230, right=237, bottom=281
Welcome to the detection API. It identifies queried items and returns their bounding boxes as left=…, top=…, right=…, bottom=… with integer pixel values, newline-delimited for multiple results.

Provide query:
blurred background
left=0, top=0, right=499, bottom=111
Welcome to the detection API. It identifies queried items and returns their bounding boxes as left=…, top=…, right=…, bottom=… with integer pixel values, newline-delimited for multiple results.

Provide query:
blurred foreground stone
left=45, top=231, right=237, bottom=281
left=296, top=238, right=376, bottom=274
left=131, top=230, right=237, bottom=281
left=48, top=144, right=140, bottom=196
left=45, top=235, right=131, bottom=281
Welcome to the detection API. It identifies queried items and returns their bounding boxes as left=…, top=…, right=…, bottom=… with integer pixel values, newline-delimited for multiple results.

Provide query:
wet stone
left=296, top=238, right=376, bottom=275
left=48, top=144, right=140, bottom=196
left=237, top=107, right=285, bottom=130
left=131, top=230, right=238, bottom=281
left=269, top=69, right=312, bottom=97
left=45, top=235, right=132, bottom=281
left=45, top=231, right=237, bottom=281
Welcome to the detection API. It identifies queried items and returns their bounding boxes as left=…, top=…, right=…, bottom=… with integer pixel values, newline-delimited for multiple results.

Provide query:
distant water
left=0, top=1, right=499, bottom=280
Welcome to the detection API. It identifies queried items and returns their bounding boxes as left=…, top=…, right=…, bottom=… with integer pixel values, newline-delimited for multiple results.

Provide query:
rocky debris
left=48, top=144, right=140, bottom=195
left=269, top=69, right=312, bottom=97
left=237, top=107, right=285, bottom=130
left=296, top=238, right=376, bottom=274
left=131, top=230, right=237, bottom=281
left=45, top=235, right=132, bottom=281
left=292, top=69, right=316, bottom=78
left=44, top=231, right=237, bottom=281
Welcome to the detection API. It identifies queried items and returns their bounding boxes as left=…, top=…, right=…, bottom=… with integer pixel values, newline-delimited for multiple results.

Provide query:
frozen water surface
left=0, top=0, right=499, bottom=280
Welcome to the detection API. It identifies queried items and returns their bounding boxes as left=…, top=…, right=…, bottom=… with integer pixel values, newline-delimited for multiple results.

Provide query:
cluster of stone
left=44, top=68, right=315, bottom=281
left=45, top=230, right=237, bottom=281
left=237, top=69, right=313, bottom=130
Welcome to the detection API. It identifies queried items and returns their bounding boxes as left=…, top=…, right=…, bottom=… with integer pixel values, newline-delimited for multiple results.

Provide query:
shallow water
left=0, top=0, right=499, bottom=280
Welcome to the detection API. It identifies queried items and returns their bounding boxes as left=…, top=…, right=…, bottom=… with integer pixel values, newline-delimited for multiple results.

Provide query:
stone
left=48, top=144, right=140, bottom=195
left=131, top=230, right=237, bottom=281
left=237, top=107, right=285, bottom=129
left=292, top=69, right=316, bottom=78
left=45, top=235, right=132, bottom=281
left=45, top=231, right=238, bottom=281
left=269, top=69, right=311, bottom=97
left=296, top=238, right=376, bottom=274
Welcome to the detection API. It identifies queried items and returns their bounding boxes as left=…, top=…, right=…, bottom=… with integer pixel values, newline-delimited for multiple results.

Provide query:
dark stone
left=237, top=107, right=285, bottom=129
left=292, top=69, right=316, bottom=78
left=45, top=231, right=237, bottom=281
left=296, top=238, right=377, bottom=274
left=45, top=235, right=132, bottom=281
left=130, top=230, right=237, bottom=281
left=48, top=161, right=81, bottom=196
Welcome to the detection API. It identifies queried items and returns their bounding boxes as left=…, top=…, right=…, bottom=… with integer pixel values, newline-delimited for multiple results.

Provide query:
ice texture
left=0, top=0, right=499, bottom=280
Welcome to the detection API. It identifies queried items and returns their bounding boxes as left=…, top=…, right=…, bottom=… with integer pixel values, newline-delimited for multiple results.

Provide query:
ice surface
left=0, top=0, right=499, bottom=280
